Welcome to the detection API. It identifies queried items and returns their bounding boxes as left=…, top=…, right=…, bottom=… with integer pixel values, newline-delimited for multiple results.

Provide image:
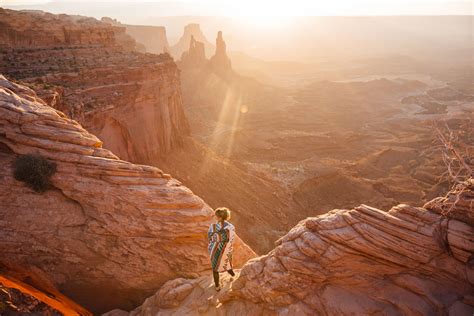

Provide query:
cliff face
left=170, top=23, right=214, bottom=59
left=0, top=8, right=189, bottom=164
left=101, top=17, right=170, bottom=54
left=122, top=180, right=474, bottom=315
left=0, top=8, right=135, bottom=50
left=0, top=76, right=256, bottom=313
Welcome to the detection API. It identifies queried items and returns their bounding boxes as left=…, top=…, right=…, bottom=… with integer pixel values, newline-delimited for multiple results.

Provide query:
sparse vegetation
left=13, top=154, right=57, bottom=193
left=431, top=119, right=473, bottom=191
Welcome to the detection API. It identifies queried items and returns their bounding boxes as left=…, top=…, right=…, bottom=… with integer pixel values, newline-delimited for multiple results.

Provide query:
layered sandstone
left=0, top=8, right=189, bottom=164
left=122, top=179, right=474, bottom=315
left=0, top=8, right=136, bottom=50
left=101, top=17, right=170, bottom=54
left=0, top=76, right=255, bottom=313
left=170, top=24, right=214, bottom=59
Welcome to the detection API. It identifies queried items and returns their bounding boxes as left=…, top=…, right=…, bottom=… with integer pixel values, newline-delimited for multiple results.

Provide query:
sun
left=222, top=0, right=300, bottom=27
left=234, top=15, right=295, bottom=29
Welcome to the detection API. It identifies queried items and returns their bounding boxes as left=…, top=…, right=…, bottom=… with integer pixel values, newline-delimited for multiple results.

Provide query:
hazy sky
left=2, top=0, right=472, bottom=16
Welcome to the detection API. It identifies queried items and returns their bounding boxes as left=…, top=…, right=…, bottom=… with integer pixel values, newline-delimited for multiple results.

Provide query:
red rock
left=0, top=8, right=135, bottom=50
left=0, top=76, right=256, bottom=313
left=125, top=180, right=474, bottom=315
left=0, top=8, right=189, bottom=164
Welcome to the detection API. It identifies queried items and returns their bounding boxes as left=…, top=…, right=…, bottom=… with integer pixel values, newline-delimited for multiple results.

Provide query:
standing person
left=207, top=207, right=236, bottom=291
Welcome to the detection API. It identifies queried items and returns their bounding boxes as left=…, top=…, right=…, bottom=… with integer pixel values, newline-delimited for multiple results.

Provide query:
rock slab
left=126, top=179, right=474, bottom=315
left=0, top=76, right=255, bottom=313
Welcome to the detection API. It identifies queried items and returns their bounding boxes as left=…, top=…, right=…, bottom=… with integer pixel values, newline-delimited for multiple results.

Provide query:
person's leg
left=227, top=269, right=235, bottom=276
left=213, top=271, right=220, bottom=288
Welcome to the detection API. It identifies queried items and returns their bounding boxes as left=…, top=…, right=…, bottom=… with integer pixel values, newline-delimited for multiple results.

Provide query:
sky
left=2, top=0, right=472, bottom=16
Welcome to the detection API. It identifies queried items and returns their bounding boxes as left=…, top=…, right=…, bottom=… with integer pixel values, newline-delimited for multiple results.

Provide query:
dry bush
left=430, top=119, right=473, bottom=188
left=13, top=154, right=57, bottom=193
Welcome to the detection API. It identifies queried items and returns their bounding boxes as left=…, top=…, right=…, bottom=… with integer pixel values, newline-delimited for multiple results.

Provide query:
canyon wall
left=119, top=179, right=474, bottom=315
left=0, top=76, right=255, bottom=313
left=170, top=23, right=214, bottom=59
left=101, top=17, right=170, bottom=54
left=0, top=8, right=135, bottom=50
left=0, top=8, right=189, bottom=165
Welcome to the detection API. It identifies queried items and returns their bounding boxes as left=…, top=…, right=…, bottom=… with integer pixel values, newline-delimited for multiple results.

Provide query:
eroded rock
left=0, top=76, right=255, bottom=313
left=126, top=180, right=474, bottom=315
left=0, top=8, right=189, bottom=164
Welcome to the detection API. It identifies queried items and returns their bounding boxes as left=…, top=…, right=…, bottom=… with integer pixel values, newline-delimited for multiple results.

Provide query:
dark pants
left=213, top=269, right=235, bottom=287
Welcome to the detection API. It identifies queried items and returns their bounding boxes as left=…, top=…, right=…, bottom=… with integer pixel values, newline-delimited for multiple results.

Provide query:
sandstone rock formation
left=178, top=30, right=233, bottom=77
left=208, top=31, right=232, bottom=77
left=170, top=24, right=214, bottom=59
left=171, top=30, right=292, bottom=254
left=101, top=17, right=170, bottom=54
left=176, top=29, right=236, bottom=109
left=0, top=8, right=136, bottom=51
left=180, top=36, right=207, bottom=69
left=0, top=273, right=91, bottom=315
left=0, top=8, right=189, bottom=164
left=0, top=76, right=255, bottom=313
left=122, top=179, right=474, bottom=315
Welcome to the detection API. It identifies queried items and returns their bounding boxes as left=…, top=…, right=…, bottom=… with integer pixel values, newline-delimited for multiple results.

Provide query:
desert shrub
left=13, top=154, right=57, bottom=193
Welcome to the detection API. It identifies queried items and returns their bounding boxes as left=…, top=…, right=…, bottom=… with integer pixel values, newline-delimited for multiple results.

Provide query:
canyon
left=0, top=7, right=473, bottom=316
left=0, top=75, right=255, bottom=313
left=0, top=7, right=294, bottom=256
left=0, top=8, right=189, bottom=165
left=67, top=15, right=474, bottom=257
left=114, top=179, right=474, bottom=315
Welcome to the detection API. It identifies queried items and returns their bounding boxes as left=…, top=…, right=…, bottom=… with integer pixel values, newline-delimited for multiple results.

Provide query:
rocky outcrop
left=208, top=31, right=232, bottom=76
left=178, top=30, right=233, bottom=77
left=0, top=273, right=91, bottom=315
left=180, top=36, right=206, bottom=69
left=123, top=179, right=474, bottom=315
left=101, top=17, right=170, bottom=54
left=0, top=8, right=189, bottom=164
left=0, top=76, right=256, bottom=313
left=0, top=8, right=136, bottom=50
left=176, top=29, right=236, bottom=111
left=170, top=24, right=214, bottom=59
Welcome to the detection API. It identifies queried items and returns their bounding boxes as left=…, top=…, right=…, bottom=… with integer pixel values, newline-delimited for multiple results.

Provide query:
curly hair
left=214, top=207, right=231, bottom=220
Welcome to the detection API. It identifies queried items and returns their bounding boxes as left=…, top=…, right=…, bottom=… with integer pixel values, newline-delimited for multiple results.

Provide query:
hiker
left=207, top=207, right=236, bottom=291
